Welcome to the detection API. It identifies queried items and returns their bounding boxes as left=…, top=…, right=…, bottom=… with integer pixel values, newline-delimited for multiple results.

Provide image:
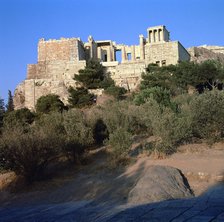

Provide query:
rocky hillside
left=188, top=46, right=224, bottom=63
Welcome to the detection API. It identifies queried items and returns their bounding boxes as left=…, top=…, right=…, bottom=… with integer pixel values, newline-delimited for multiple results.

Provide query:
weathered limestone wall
left=38, top=38, right=85, bottom=62
left=16, top=79, right=78, bottom=110
left=145, top=41, right=179, bottom=65
left=27, top=61, right=86, bottom=80
left=106, top=62, right=146, bottom=90
left=13, top=82, right=25, bottom=109
left=178, top=42, right=191, bottom=62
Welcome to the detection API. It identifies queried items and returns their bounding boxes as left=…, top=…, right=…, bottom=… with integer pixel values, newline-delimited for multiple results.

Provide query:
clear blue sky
left=1, top=0, right=224, bottom=103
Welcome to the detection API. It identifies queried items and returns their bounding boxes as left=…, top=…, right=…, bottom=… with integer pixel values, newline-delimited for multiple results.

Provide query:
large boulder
left=128, top=165, right=194, bottom=204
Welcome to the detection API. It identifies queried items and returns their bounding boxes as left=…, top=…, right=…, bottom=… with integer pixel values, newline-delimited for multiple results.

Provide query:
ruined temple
left=14, top=25, right=190, bottom=110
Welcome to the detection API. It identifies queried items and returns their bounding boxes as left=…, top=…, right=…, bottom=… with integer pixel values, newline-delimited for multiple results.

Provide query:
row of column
left=148, top=29, right=164, bottom=43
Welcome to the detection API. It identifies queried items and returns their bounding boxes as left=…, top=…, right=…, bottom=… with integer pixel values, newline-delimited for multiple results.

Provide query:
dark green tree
left=68, top=87, right=95, bottom=108
left=104, top=85, right=127, bottom=100
left=140, top=63, right=178, bottom=94
left=6, top=90, right=14, bottom=112
left=74, top=59, right=105, bottom=89
left=174, top=60, right=224, bottom=92
left=0, top=98, right=5, bottom=127
left=141, top=61, right=224, bottom=94
left=35, top=94, right=66, bottom=114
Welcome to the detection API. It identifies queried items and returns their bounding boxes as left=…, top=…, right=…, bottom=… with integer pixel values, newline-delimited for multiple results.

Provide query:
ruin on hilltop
left=14, top=25, right=191, bottom=110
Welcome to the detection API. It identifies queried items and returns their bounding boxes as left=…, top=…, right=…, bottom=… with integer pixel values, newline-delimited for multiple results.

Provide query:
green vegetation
left=68, top=60, right=126, bottom=108
left=68, top=87, right=95, bottom=108
left=3, top=108, right=35, bottom=128
left=0, top=98, right=5, bottom=128
left=1, top=60, right=224, bottom=182
left=6, top=90, right=14, bottom=112
left=35, top=94, right=66, bottom=114
left=74, top=59, right=105, bottom=89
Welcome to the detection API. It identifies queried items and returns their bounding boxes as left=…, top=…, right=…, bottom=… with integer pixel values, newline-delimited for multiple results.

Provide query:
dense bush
left=139, top=99, right=192, bottom=153
left=190, top=90, right=224, bottom=141
left=141, top=61, right=224, bottom=94
left=98, top=101, right=147, bottom=135
left=68, top=87, right=95, bottom=108
left=0, top=124, right=63, bottom=183
left=3, top=108, right=35, bottom=128
left=107, top=127, right=132, bottom=163
left=133, top=86, right=177, bottom=111
left=0, top=98, right=5, bottom=128
left=63, top=109, right=94, bottom=162
left=36, top=94, right=66, bottom=114
left=104, top=85, right=127, bottom=100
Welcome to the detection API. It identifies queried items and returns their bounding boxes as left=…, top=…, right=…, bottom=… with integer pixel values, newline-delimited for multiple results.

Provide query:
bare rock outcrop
left=188, top=46, right=224, bottom=63
left=128, top=165, right=194, bottom=205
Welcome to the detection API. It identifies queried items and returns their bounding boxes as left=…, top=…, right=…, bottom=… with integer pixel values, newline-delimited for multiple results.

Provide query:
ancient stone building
left=14, top=25, right=190, bottom=110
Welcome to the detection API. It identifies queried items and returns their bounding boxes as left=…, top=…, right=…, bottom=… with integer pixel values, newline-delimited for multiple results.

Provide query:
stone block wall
left=107, top=62, right=146, bottom=90
left=145, top=41, right=180, bottom=65
left=38, top=38, right=85, bottom=62
left=178, top=42, right=191, bottom=62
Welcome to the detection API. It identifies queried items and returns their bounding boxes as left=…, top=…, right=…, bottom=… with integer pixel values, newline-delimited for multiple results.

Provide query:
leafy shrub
left=99, top=101, right=146, bottom=135
left=68, top=87, right=95, bottom=108
left=3, top=108, right=35, bottom=128
left=0, top=98, right=5, bottom=128
left=0, top=124, right=62, bottom=183
left=63, top=109, right=94, bottom=162
left=107, top=127, right=132, bottom=162
left=140, top=99, right=193, bottom=154
left=134, top=86, right=177, bottom=111
left=190, top=90, right=224, bottom=142
left=36, top=94, right=66, bottom=114
left=104, top=85, right=127, bottom=100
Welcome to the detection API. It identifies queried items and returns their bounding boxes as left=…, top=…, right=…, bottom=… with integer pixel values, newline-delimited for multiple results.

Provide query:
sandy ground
left=0, top=142, right=224, bottom=206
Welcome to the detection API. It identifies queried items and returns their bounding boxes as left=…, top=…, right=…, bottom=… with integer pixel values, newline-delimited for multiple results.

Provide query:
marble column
left=131, top=45, right=135, bottom=61
left=139, top=35, right=145, bottom=60
left=121, top=45, right=126, bottom=62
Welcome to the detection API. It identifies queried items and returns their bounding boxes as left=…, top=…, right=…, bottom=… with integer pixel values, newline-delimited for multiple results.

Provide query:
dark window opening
left=127, top=53, right=131, bottom=61
left=104, top=54, right=107, bottom=62
left=162, top=60, right=166, bottom=66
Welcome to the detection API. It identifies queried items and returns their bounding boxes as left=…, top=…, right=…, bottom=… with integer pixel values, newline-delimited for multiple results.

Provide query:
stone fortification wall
left=178, top=42, right=191, bottom=62
left=38, top=38, right=85, bottom=62
left=145, top=41, right=179, bottom=65
left=16, top=79, right=78, bottom=110
left=107, top=62, right=146, bottom=90
left=145, top=41, right=190, bottom=66
left=27, top=59, right=86, bottom=80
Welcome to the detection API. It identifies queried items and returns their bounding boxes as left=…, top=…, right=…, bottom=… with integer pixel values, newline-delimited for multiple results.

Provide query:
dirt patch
left=0, top=143, right=224, bottom=206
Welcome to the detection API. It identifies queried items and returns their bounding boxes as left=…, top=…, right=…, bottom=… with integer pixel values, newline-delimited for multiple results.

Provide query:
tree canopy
left=6, top=90, right=14, bottom=112
left=0, top=98, right=5, bottom=127
left=68, top=87, right=95, bottom=108
left=141, top=60, right=224, bottom=94
left=35, top=94, right=66, bottom=114
left=74, top=59, right=105, bottom=89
